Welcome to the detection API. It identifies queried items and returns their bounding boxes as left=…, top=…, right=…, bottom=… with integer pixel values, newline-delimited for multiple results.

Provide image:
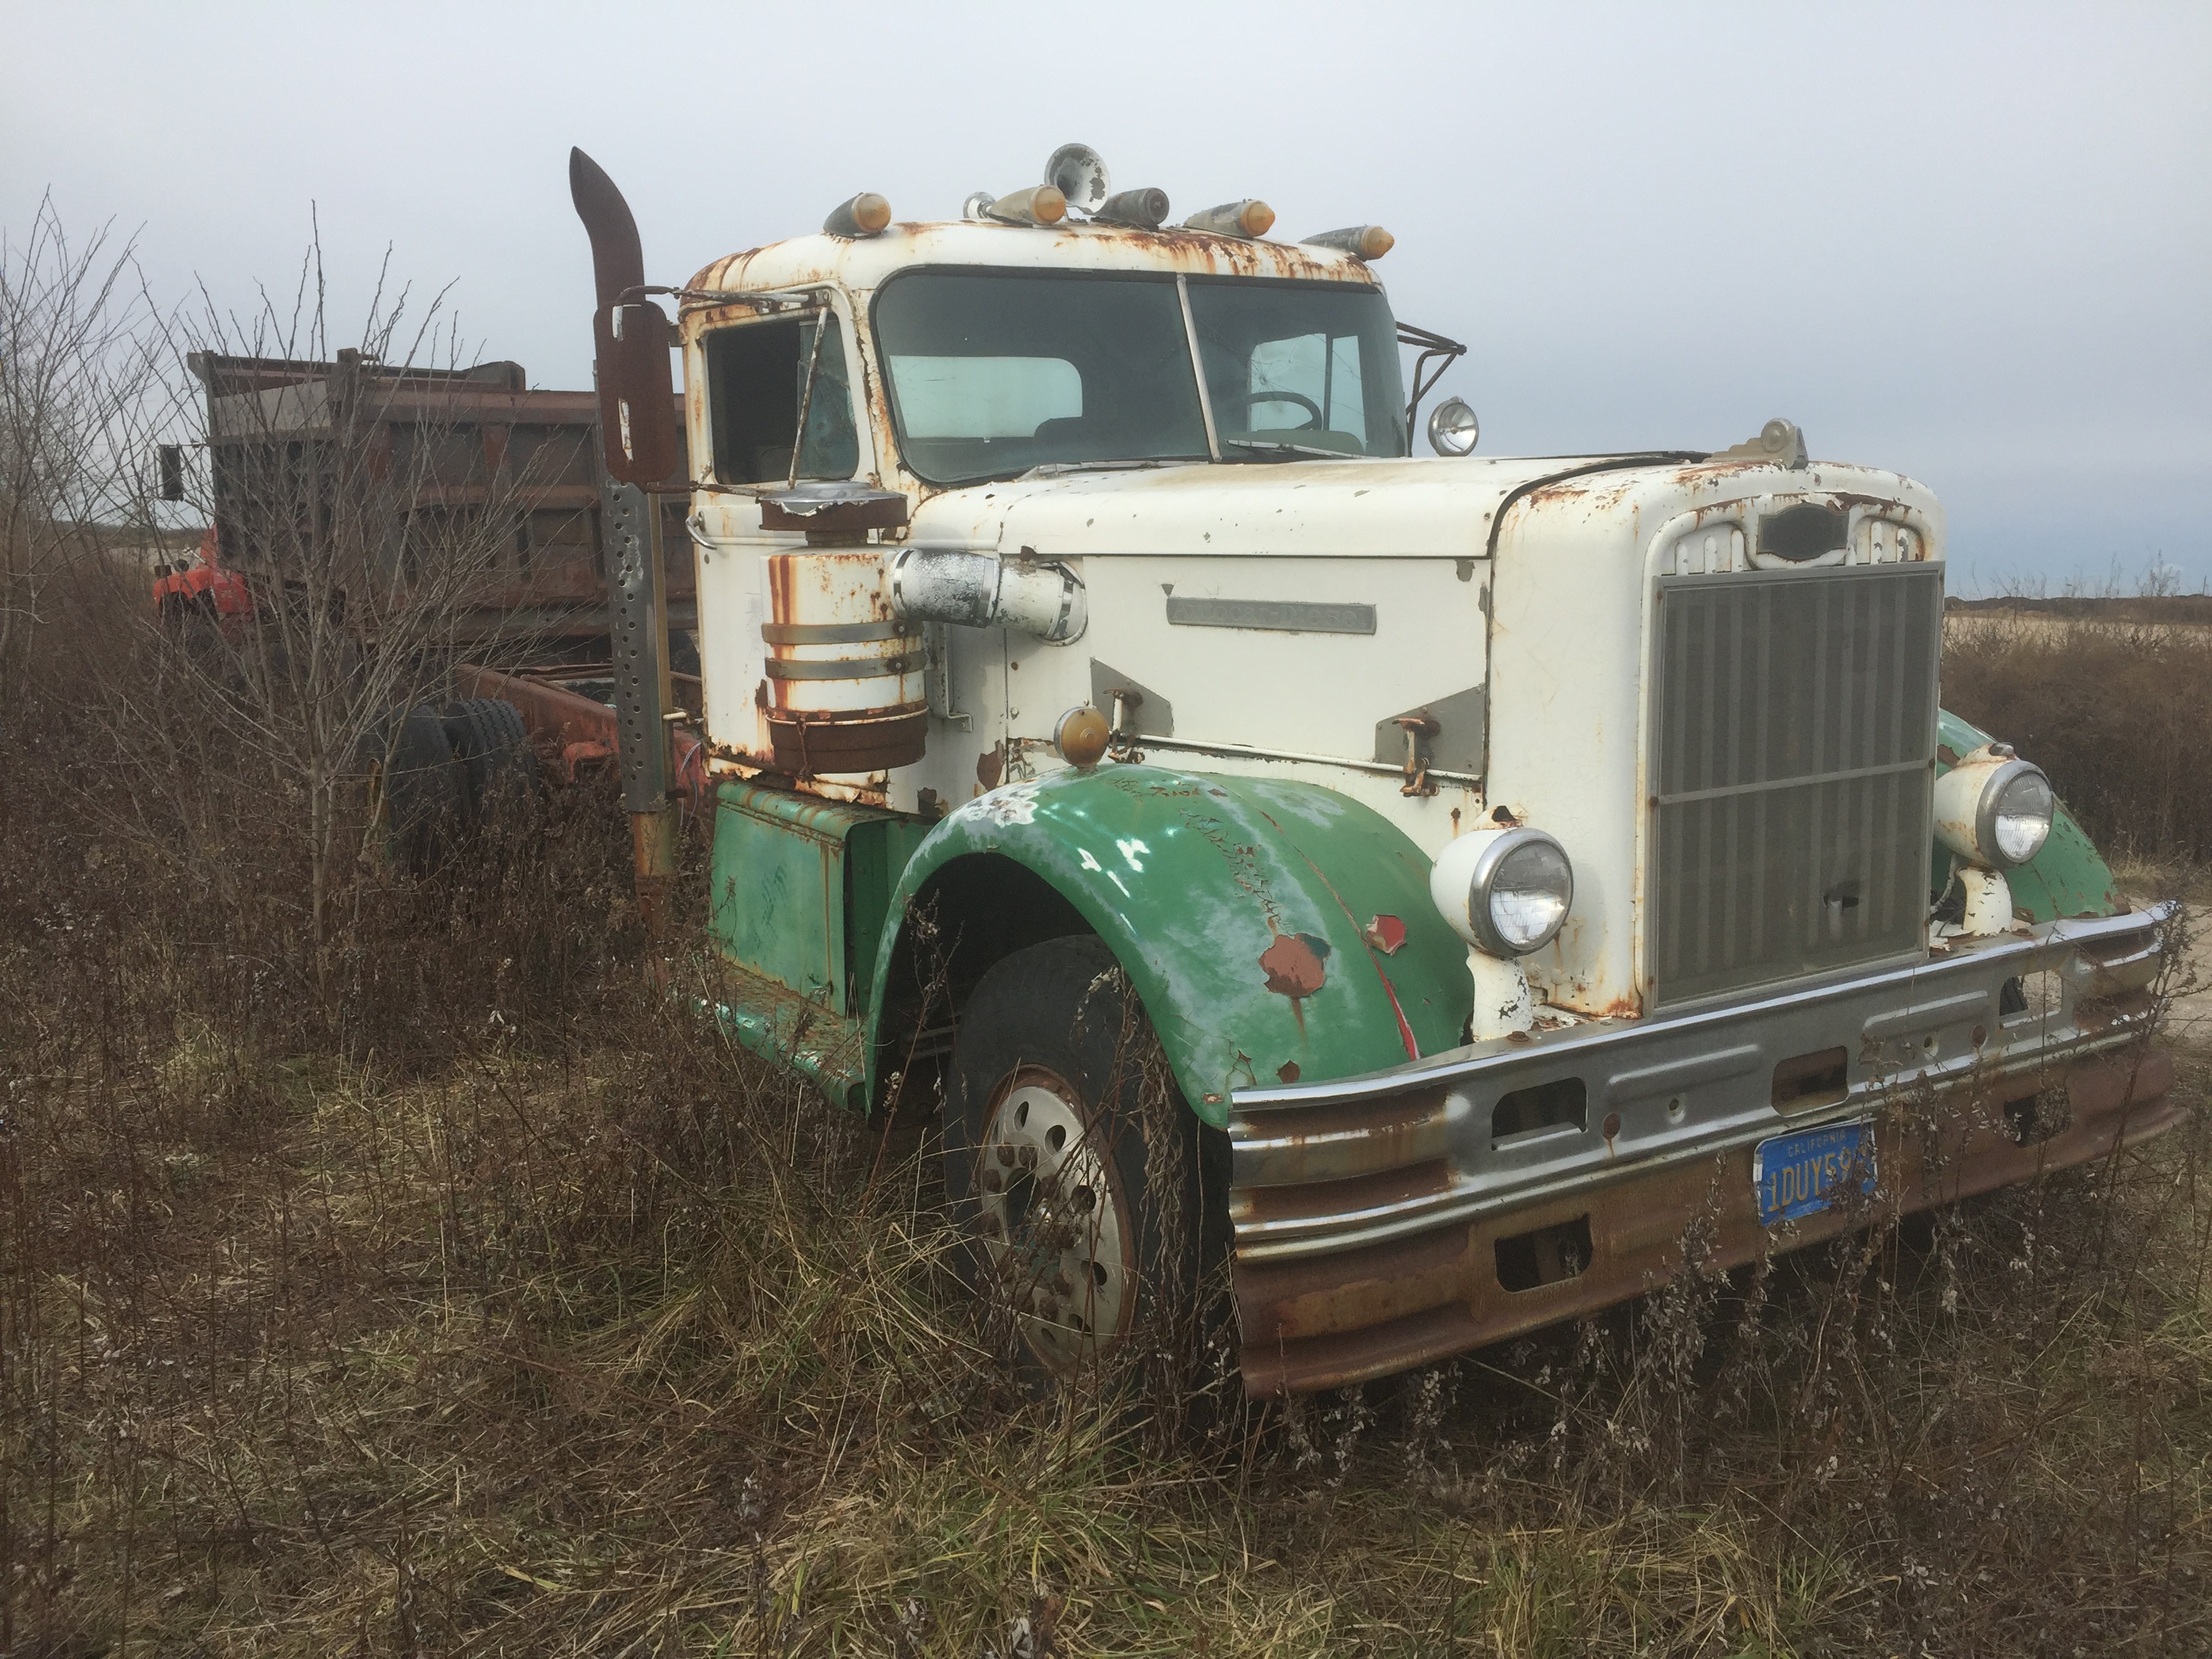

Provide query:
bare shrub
left=1944, top=592, right=2212, bottom=864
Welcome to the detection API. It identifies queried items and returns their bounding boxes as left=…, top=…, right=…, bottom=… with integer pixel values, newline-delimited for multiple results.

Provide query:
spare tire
left=440, top=697, right=537, bottom=826
left=362, top=704, right=464, bottom=876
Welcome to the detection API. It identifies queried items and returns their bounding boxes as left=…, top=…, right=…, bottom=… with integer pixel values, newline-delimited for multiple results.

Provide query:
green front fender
left=864, top=766, right=1474, bottom=1129
left=1936, top=709, right=2126, bottom=920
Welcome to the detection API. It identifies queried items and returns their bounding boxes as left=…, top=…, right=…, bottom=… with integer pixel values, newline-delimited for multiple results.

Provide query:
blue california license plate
left=1753, top=1120, right=1877, bottom=1225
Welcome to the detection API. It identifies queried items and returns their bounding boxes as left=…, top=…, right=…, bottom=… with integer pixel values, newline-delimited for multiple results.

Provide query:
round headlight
left=1430, top=826, right=1574, bottom=957
left=1486, top=833, right=1574, bottom=954
left=1985, top=762, right=2053, bottom=866
left=1935, top=747, right=2055, bottom=870
left=1427, top=397, right=1479, bottom=457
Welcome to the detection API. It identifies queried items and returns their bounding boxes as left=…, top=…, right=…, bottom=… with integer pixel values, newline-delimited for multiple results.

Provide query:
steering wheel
left=1217, top=387, right=1323, bottom=430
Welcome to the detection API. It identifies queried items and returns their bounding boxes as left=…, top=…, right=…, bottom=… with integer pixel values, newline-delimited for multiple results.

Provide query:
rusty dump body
left=1231, top=903, right=2177, bottom=1394
left=189, top=351, right=695, bottom=649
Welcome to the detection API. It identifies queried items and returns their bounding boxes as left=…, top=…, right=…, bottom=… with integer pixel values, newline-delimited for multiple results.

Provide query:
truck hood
left=904, top=453, right=1656, bottom=560
left=902, top=448, right=1938, bottom=565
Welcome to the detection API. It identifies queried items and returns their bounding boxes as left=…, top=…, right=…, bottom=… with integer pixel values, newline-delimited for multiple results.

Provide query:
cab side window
left=705, top=314, right=860, bottom=484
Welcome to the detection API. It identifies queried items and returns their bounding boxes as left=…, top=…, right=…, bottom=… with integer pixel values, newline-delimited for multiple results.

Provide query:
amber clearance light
left=1184, top=199, right=1275, bottom=239
left=1300, top=224, right=1394, bottom=260
left=985, top=184, right=1067, bottom=226
left=822, top=192, right=893, bottom=237
left=1054, top=705, right=1111, bottom=770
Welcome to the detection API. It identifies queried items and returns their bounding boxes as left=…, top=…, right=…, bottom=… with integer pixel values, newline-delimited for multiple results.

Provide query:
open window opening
left=705, top=313, right=860, bottom=485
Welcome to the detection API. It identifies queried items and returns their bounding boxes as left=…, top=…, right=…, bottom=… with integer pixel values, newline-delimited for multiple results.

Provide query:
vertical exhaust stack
left=569, top=147, right=680, bottom=485
left=569, top=147, right=680, bottom=944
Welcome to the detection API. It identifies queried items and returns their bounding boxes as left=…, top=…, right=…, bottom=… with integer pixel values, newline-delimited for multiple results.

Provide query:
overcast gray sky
left=7, top=0, right=2206, bottom=594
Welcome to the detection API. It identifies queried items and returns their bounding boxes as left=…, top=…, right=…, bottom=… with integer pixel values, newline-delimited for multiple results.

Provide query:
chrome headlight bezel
left=1431, top=825, right=1574, bottom=958
left=1427, top=397, right=1479, bottom=457
left=1935, top=750, right=2055, bottom=870
left=1978, top=758, right=2055, bottom=867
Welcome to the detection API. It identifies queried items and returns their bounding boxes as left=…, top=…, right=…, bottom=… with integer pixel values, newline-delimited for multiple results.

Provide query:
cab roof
left=682, top=220, right=1378, bottom=315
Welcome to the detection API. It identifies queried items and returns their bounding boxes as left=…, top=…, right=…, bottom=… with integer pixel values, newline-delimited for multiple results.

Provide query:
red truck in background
left=151, top=525, right=253, bottom=629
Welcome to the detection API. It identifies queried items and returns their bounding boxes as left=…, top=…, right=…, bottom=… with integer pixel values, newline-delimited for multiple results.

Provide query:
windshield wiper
left=1221, top=438, right=1353, bottom=461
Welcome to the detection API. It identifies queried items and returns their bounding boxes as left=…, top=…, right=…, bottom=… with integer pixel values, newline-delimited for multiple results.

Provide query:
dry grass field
left=4, top=584, right=2209, bottom=1658
left=1943, top=602, right=2212, bottom=866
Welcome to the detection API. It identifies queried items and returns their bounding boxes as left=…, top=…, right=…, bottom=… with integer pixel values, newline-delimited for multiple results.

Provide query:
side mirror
left=158, top=443, right=185, bottom=501
left=569, top=148, right=682, bottom=486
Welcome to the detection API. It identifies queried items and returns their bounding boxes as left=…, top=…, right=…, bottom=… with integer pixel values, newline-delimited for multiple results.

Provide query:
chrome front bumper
left=1229, top=903, right=2181, bottom=1394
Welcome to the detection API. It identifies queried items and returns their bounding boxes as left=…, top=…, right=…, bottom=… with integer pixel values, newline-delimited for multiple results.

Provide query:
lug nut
left=996, top=1145, right=1016, bottom=1167
left=982, top=1168, right=1003, bottom=1192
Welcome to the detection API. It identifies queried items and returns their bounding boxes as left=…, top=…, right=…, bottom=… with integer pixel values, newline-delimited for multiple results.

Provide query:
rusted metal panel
left=760, top=546, right=928, bottom=777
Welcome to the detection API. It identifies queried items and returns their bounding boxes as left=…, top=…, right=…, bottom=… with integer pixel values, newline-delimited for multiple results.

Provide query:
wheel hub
left=976, top=1071, right=1133, bottom=1372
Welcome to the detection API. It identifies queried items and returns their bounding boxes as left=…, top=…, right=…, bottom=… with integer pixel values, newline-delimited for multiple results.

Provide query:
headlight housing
left=1933, top=746, right=2055, bottom=869
left=1430, top=826, right=1575, bottom=958
left=1427, top=397, right=1479, bottom=456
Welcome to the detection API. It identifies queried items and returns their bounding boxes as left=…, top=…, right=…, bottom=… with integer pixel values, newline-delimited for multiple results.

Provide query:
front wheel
left=945, top=936, right=1213, bottom=1388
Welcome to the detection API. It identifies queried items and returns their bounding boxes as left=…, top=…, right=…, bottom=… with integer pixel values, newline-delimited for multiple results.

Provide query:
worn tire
left=945, top=935, right=1219, bottom=1394
left=364, top=704, right=464, bottom=876
left=440, top=696, right=537, bottom=826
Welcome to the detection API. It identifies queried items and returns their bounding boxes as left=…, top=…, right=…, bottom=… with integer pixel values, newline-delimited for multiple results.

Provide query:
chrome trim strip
left=1165, top=597, right=1378, bottom=635
left=1117, top=731, right=1480, bottom=785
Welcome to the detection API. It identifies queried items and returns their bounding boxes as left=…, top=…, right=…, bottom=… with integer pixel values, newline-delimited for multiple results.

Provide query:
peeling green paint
left=863, top=765, right=1474, bottom=1128
left=1936, top=708, right=2125, bottom=920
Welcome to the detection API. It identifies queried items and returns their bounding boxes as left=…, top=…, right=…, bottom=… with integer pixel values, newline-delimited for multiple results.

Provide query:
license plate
left=1752, top=1120, right=1876, bottom=1225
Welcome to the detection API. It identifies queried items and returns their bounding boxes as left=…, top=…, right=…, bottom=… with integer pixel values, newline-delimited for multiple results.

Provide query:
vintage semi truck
left=568, top=144, right=2179, bottom=1397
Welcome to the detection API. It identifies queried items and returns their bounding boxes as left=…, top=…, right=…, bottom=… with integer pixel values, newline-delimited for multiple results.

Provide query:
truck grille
left=1648, top=562, right=1942, bottom=1006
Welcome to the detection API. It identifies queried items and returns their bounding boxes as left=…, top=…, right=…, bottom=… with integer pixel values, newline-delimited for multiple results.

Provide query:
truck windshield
left=874, top=271, right=1406, bottom=484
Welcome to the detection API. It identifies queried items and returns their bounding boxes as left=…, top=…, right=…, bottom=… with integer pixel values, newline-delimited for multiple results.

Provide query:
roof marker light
left=1183, top=199, right=1274, bottom=239
left=985, top=185, right=1067, bottom=226
left=1300, top=225, right=1394, bottom=260
left=1094, top=186, right=1171, bottom=230
left=821, top=193, right=892, bottom=238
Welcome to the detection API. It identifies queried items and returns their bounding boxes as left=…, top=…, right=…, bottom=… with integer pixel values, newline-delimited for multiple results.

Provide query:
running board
left=709, top=959, right=868, bottom=1111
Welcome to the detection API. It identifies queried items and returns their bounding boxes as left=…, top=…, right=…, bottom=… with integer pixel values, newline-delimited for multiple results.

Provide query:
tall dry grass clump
left=1944, top=601, right=2212, bottom=865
